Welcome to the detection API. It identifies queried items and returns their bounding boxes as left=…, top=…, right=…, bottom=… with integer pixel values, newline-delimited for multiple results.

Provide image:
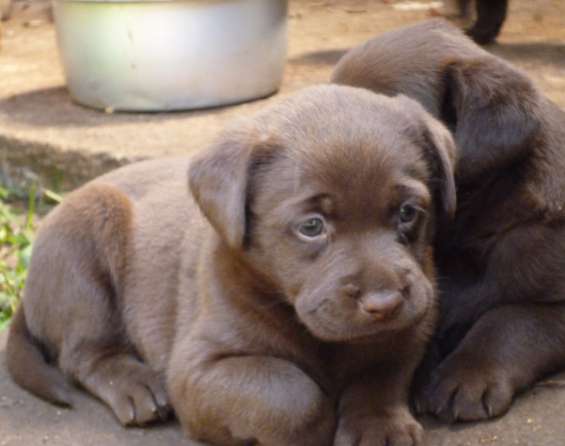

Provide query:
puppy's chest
left=256, top=329, right=396, bottom=392
left=317, top=342, right=405, bottom=387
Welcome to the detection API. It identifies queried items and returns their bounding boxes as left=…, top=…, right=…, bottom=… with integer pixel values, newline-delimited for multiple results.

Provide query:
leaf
left=44, top=189, right=63, bottom=204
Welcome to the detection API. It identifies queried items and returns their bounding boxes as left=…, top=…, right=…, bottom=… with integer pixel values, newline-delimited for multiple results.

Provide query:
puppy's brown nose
left=360, top=291, right=404, bottom=320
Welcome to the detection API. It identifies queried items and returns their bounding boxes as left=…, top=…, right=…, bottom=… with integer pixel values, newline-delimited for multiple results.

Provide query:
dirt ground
left=0, top=0, right=564, bottom=188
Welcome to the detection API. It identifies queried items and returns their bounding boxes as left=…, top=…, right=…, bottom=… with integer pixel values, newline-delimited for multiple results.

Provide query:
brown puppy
left=332, top=19, right=565, bottom=423
left=6, top=85, right=456, bottom=446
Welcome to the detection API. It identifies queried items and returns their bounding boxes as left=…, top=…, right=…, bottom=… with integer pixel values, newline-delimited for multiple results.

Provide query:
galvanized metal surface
left=53, top=0, right=288, bottom=111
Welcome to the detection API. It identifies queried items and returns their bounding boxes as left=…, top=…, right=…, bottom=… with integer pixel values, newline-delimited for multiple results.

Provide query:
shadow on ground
left=491, top=41, right=565, bottom=67
left=0, top=86, right=243, bottom=129
left=288, top=48, right=349, bottom=66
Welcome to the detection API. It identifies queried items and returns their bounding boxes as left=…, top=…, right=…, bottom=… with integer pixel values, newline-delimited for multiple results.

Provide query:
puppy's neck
left=198, top=237, right=324, bottom=358
left=213, top=238, right=281, bottom=293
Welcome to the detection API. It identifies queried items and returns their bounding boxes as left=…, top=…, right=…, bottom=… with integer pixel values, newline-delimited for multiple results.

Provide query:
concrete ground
left=2, top=329, right=565, bottom=446
left=1, top=0, right=565, bottom=445
left=0, top=0, right=564, bottom=189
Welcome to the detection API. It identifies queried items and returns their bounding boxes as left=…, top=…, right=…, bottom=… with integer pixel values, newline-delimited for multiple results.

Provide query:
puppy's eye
left=399, top=203, right=418, bottom=224
left=297, top=217, right=326, bottom=239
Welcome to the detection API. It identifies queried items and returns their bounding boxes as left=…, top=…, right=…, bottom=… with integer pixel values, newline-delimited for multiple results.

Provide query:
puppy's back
left=332, top=19, right=488, bottom=115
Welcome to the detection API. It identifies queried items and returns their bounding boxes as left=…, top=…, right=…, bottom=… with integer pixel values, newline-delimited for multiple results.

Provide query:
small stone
left=0, top=396, right=15, bottom=408
left=23, top=19, right=43, bottom=28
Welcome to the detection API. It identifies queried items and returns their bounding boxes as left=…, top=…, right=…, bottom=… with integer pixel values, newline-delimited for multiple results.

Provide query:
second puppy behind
left=333, top=19, right=565, bottom=423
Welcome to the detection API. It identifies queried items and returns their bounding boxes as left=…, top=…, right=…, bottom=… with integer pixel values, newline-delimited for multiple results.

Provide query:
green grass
left=0, top=186, right=62, bottom=330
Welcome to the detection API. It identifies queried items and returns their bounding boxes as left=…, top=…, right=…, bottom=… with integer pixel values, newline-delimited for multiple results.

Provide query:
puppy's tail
left=6, top=307, right=73, bottom=406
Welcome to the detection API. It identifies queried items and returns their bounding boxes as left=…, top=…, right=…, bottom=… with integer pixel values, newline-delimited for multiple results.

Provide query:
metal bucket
left=52, top=0, right=288, bottom=111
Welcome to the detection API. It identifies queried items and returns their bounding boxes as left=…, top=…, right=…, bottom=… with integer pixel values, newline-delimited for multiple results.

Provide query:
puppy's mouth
left=295, top=286, right=433, bottom=343
left=309, top=319, right=388, bottom=344
left=303, top=313, right=422, bottom=344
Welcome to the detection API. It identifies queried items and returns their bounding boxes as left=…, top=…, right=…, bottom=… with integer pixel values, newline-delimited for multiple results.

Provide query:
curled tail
left=6, top=307, right=73, bottom=406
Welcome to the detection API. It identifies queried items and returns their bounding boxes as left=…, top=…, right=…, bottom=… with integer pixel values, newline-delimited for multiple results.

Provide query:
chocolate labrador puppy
left=332, top=19, right=565, bottom=422
left=6, top=85, right=457, bottom=446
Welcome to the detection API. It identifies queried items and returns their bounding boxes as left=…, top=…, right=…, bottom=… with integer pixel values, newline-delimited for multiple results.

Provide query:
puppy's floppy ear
left=442, top=57, right=541, bottom=181
left=420, top=116, right=458, bottom=221
left=189, top=133, right=273, bottom=250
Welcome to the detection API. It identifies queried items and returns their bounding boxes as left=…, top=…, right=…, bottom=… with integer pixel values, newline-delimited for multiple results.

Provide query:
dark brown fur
left=6, top=86, right=457, bottom=446
left=332, top=19, right=565, bottom=422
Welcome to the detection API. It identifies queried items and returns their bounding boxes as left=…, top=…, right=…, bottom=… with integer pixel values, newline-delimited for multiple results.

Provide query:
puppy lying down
left=7, top=86, right=456, bottom=446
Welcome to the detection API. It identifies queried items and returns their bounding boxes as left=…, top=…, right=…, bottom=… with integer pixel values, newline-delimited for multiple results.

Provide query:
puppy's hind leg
left=24, top=184, right=170, bottom=426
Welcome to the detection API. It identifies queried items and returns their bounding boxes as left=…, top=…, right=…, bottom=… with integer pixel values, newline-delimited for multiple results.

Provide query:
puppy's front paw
left=107, top=370, right=171, bottom=426
left=334, top=411, right=423, bottom=446
left=418, top=353, right=514, bottom=422
left=85, top=358, right=171, bottom=427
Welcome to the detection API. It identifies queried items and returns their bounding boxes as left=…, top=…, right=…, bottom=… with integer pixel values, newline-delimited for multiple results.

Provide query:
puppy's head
left=332, top=19, right=541, bottom=182
left=189, top=85, right=455, bottom=342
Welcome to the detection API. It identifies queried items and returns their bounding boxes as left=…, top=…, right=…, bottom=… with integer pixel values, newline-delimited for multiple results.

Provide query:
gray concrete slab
left=1, top=329, right=565, bottom=446
left=0, top=0, right=564, bottom=189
